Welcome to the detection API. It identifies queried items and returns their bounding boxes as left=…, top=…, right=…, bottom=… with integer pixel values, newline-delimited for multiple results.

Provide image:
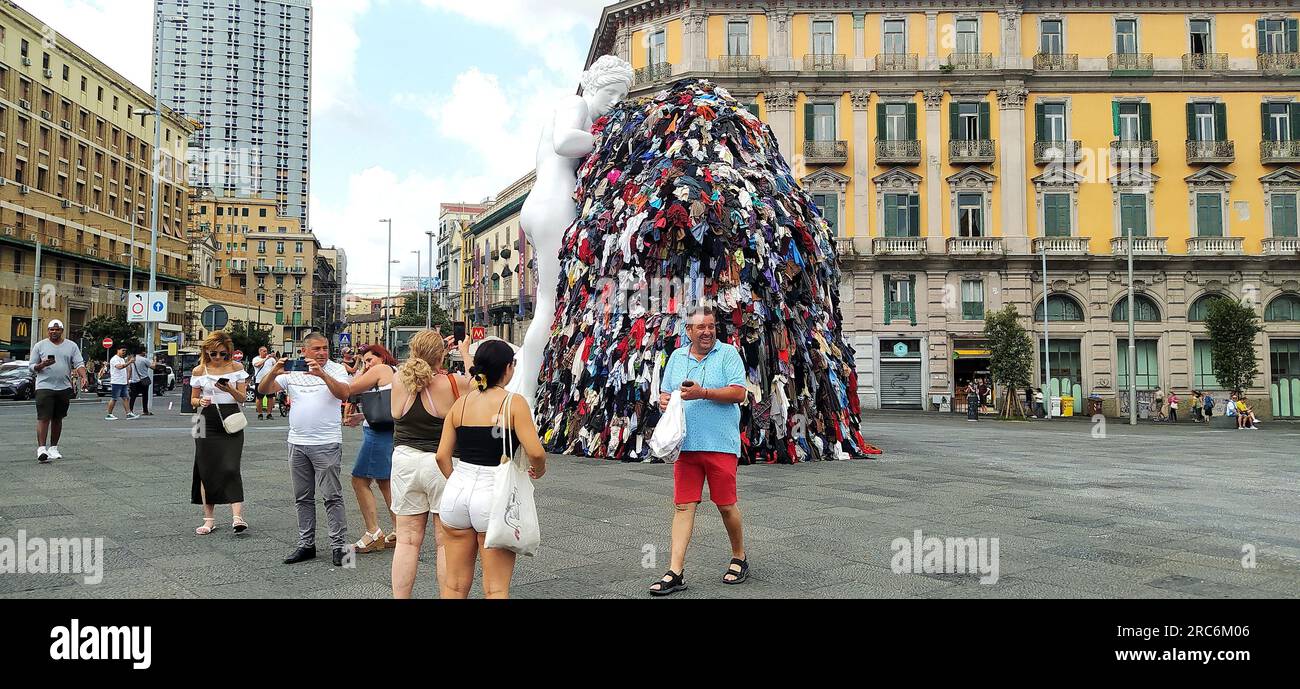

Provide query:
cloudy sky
left=24, top=0, right=613, bottom=295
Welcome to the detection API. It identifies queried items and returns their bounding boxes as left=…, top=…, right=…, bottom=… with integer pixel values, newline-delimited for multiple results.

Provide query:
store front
left=1040, top=339, right=1083, bottom=416
left=1271, top=339, right=1300, bottom=419
left=952, top=340, right=992, bottom=414
left=878, top=338, right=923, bottom=409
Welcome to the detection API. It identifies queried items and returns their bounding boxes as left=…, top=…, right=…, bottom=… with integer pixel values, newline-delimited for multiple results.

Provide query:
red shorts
left=673, top=451, right=739, bottom=506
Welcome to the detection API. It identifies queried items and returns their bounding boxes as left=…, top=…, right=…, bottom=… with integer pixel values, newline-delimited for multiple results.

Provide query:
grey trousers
left=288, top=443, right=348, bottom=549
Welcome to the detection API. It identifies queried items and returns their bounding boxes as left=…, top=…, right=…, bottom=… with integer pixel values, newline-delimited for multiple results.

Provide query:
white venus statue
left=509, top=55, right=634, bottom=404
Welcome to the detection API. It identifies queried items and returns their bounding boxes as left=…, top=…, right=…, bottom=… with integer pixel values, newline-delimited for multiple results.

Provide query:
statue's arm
left=552, top=97, right=595, bottom=159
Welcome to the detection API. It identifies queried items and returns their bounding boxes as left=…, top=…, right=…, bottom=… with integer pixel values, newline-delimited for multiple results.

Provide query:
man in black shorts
left=29, top=320, right=89, bottom=464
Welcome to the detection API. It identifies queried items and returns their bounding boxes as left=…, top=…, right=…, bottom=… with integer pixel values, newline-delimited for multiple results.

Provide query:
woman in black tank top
left=435, top=339, right=547, bottom=599
left=388, top=332, right=472, bottom=600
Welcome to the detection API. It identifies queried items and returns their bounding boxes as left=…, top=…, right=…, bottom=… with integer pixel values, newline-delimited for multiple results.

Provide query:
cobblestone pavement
left=1, top=401, right=1297, bottom=599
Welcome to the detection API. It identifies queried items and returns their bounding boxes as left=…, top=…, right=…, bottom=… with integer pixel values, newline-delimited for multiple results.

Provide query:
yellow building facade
left=462, top=171, right=536, bottom=345
left=591, top=0, right=1300, bottom=418
left=0, top=2, right=195, bottom=358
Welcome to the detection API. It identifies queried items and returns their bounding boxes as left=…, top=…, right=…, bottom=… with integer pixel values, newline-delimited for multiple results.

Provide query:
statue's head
left=580, top=55, right=633, bottom=118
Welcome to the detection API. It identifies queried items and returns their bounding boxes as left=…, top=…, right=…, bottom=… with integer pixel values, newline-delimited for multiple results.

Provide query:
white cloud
left=310, top=166, right=497, bottom=294
left=311, top=0, right=374, bottom=119
left=420, top=0, right=606, bottom=73
left=15, top=0, right=153, bottom=88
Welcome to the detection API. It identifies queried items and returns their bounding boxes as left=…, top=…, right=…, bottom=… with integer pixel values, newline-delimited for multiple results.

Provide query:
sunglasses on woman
left=207, top=351, right=231, bottom=359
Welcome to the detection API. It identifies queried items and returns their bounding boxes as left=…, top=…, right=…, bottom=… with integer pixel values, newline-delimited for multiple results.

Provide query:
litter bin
left=1087, top=397, right=1104, bottom=417
left=1061, top=395, right=1074, bottom=417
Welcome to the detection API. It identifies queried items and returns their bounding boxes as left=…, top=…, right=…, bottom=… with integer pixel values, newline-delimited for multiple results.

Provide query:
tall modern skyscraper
left=152, top=0, right=312, bottom=226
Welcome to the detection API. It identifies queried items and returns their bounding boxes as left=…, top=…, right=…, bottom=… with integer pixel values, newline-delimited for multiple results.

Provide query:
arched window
left=1111, top=295, right=1161, bottom=322
left=1188, top=293, right=1229, bottom=322
left=1265, top=294, right=1300, bottom=322
left=1034, top=294, right=1084, bottom=322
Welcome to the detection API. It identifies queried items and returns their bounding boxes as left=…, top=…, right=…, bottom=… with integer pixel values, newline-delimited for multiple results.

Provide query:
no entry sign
left=102, top=338, right=113, bottom=350
left=233, top=351, right=244, bottom=362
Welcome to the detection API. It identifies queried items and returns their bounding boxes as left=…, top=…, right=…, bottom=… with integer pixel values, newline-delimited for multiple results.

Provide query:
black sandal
left=648, top=569, right=686, bottom=596
left=723, top=558, right=749, bottom=585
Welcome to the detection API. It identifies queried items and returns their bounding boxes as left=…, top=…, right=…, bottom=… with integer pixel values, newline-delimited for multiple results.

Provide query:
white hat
left=47, top=320, right=65, bottom=329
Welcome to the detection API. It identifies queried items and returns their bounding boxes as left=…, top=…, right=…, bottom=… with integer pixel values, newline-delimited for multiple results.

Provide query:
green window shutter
left=1262, top=102, right=1272, bottom=141
left=883, top=195, right=897, bottom=235
left=909, top=278, right=917, bottom=325
left=1138, top=102, right=1152, bottom=140
left=804, top=103, right=815, bottom=141
left=824, top=197, right=839, bottom=235
left=1291, top=103, right=1300, bottom=140
left=746, top=103, right=760, bottom=118
left=1214, top=102, right=1227, bottom=142
left=883, top=274, right=893, bottom=324
left=1288, top=18, right=1299, bottom=52
left=978, top=101, right=990, bottom=139
left=949, top=102, right=958, bottom=140
left=1257, top=19, right=1267, bottom=54
left=1197, top=194, right=1222, bottom=237
left=906, top=103, right=917, bottom=139
left=1111, top=101, right=1121, bottom=137
left=1035, top=102, right=1045, bottom=141
left=1275, top=194, right=1299, bottom=237
left=876, top=103, right=886, bottom=139
left=908, top=195, right=920, bottom=237
left=1185, top=103, right=1196, bottom=141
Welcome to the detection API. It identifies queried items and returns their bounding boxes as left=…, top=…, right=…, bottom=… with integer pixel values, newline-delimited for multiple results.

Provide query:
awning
left=954, top=348, right=991, bottom=359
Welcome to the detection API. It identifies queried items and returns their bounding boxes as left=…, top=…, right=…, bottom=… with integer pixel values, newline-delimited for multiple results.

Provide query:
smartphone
left=284, top=359, right=310, bottom=372
left=453, top=321, right=466, bottom=344
left=46, top=355, right=56, bottom=364
left=681, top=380, right=697, bottom=388
left=216, top=377, right=230, bottom=387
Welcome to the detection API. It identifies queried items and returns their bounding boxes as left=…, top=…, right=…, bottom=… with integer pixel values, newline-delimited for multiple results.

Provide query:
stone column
left=925, top=11, right=939, bottom=69
left=999, top=9, right=1023, bottom=69
left=614, top=24, right=631, bottom=63
left=998, top=85, right=1030, bottom=254
left=851, top=89, right=872, bottom=241
left=924, top=88, right=944, bottom=253
left=683, top=11, right=708, bottom=72
left=767, top=10, right=793, bottom=71
left=853, top=12, right=867, bottom=70
left=765, top=90, right=798, bottom=163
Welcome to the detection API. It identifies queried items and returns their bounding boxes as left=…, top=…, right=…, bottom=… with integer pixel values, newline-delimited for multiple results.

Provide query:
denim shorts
left=351, top=425, right=394, bottom=479
left=111, top=383, right=129, bottom=400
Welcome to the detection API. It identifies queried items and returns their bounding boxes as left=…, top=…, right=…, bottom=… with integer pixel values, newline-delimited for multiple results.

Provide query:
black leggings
left=129, top=381, right=151, bottom=414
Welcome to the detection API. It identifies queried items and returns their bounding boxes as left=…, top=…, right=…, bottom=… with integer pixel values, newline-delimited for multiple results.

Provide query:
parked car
left=0, top=361, right=35, bottom=401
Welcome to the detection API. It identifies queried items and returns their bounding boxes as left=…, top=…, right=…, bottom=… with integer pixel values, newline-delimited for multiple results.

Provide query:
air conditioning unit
left=126, top=152, right=134, bottom=161
left=18, top=99, right=31, bottom=110
left=21, top=57, right=32, bottom=66
left=60, top=120, right=71, bottom=130
left=0, top=177, right=6, bottom=186
left=43, top=69, right=54, bottom=79
left=2, top=226, right=13, bottom=237
left=91, top=204, right=100, bottom=212
left=19, top=185, right=30, bottom=194
left=81, top=205, right=90, bottom=214
left=40, top=110, right=52, bottom=121
left=87, top=248, right=98, bottom=257
left=48, top=238, right=61, bottom=248
left=61, top=199, right=72, bottom=209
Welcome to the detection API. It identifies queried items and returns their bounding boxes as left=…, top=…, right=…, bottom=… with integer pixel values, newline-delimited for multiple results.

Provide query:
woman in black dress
left=190, top=332, right=250, bottom=535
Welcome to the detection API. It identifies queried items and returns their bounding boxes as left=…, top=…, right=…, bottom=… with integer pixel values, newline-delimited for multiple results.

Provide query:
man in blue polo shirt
left=648, top=306, right=750, bottom=595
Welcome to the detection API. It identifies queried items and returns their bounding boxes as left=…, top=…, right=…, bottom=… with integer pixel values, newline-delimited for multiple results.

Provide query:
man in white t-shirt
left=258, top=332, right=353, bottom=566
left=106, top=346, right=134, bottom=420
left=251, top=346, right=277, bottom=420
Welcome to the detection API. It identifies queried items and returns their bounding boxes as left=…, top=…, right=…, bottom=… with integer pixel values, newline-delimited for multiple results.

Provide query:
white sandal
left=196, top=517, right=219, bottom=536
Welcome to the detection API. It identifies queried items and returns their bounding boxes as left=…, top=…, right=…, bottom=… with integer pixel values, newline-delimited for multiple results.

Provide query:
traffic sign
left=233, top=351, right=244, bottom=362
left=127, top=292, right=169, bottom=323
left=102, top=337, right=113, bottom=350
left=201, top=305, right=229, bottom=330
left=338, top=332, right=352, bottom=347
left=471, top=326, right=486, bottom=341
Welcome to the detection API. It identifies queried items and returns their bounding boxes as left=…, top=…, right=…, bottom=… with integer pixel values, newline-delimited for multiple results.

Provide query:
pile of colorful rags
left=532, top=79, right=881, bottom=464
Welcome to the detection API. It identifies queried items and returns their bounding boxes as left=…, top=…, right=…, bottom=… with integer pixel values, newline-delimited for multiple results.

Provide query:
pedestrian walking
left=258, top=333, right=355, bottom=566
left=106, top=346, right=133, bottom=420
left=966, top=382, right=980, bottom=421
left=1167, top=391, right=1180, bottom=424
left=342, top=343, right=400, bottom=554
left=29, top=320, right=88, bottom=464
left=1150, top=387, right=1165, bottom=422
left=1203, top=392, right=1215, bottom=420
left=1191, top=391, right=1205, bottom=423
left=1033, top=388, right=1046, bottom=418
left=436, top=339, right=547, bottom=599
left=648, top=306, right=750, bottom=596
left=128, top=347, right=159, bottom=417
left=388, top=332, right=472, bottom=599
left=190, top=332, right=249, bottom=535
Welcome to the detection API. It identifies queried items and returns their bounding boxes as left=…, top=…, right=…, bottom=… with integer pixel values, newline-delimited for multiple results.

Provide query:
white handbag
left=648, top=390, right=685, bottom=463
left=484, top=392, right=541, bottom=556
left=221, top=408, right=249, bottom=434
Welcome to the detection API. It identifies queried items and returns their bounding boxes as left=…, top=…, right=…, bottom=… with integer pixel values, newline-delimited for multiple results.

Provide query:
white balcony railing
left=834, top=237, right=869, bottom=257
left=872, top=237, right=926, bottom=255
left=1033, top=237, right=1090, bottom=255
left=1110, top=236, right=1168, bottom=255
left=1262, top=237, right=1300, bottom=256
left=1186, top=236, right=1244, bottom=255
left=946, top=237, right=1004, bottom=256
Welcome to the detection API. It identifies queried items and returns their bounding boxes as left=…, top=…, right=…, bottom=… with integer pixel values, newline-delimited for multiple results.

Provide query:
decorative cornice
left=850, top=89, right=872, bottom=109
left=923, top=88, right=945, bottom=109
left=997, top=86, right=1029, bottom=109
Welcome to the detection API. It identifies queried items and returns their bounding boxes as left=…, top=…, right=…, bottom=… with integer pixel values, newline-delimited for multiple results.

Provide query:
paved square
left=1, top=399, right=1297, bottom=598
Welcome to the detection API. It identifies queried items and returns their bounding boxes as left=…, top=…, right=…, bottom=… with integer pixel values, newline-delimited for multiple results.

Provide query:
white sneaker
left=105, top=414, right=118, bottom=421
left=47, top=446, right=63, bottom=460
left=126, top=412, right=140, bottom=420
left=37, top=446, right=49, bottom=464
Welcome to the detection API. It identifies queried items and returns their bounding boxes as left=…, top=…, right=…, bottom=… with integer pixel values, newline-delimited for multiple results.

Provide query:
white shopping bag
left=485, top=392, right=540, bottom=557
left=649, top=390, right=685, bottom=463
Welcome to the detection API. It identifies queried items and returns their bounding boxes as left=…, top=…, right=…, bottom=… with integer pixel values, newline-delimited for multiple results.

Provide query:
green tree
left=82, top=310, right=143, bottom=364
left=225, top=320, right=273, bottom=358
left=983, top=304, right=1035, bottom=418
left=391, top=291, right=452, bottom=332
left=1205, top=298, right=1263, bottom=393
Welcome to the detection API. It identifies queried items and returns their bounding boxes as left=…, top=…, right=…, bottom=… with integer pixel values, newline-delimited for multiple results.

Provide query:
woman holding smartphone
left=190, top=331, right=250, bottom=535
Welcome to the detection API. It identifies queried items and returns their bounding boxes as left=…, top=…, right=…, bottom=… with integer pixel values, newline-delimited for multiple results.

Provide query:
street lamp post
left=1042, top=249, right=1051, bottom=419
left=425, top=230, right=436, bottom=329
left=411, top=249, right=422, bottom=327
left=1126, top=225, right=1137, bottom=426
left=380, top=219, right=393, bottom=350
